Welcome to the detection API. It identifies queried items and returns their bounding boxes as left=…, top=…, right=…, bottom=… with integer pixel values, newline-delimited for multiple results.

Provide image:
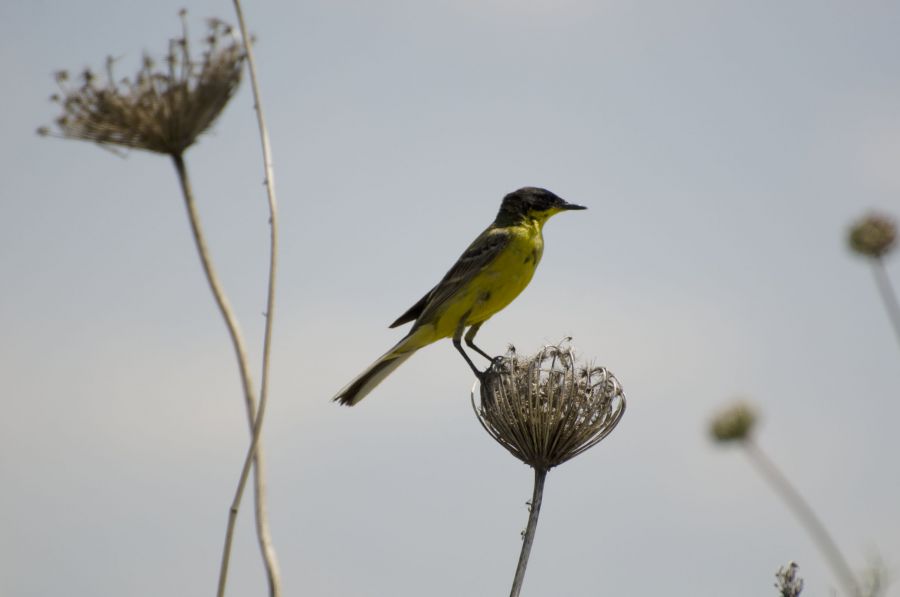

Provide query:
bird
left=332, top=186, right=586, bottom=406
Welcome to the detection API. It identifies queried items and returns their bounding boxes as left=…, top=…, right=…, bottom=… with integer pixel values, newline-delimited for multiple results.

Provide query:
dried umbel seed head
left=848, top=213, right=896, bottom=258
left=709, top=401, right=757, bottom=443
left=39, top=13, right=243, bottom=155
left=774, top=562, right=804, bottom=597
left=472, top=342, right=626, bottom=471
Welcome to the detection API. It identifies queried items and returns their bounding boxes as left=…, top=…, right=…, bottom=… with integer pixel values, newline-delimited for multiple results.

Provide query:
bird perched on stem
left=333, top=187, right=586, bottom=406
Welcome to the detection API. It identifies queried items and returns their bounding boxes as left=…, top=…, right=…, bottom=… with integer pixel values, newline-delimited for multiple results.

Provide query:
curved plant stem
left=216, top=2, right=283, bottom=596
left=170, top=153, right=279, bottom=597
left=743, top=439, right=860, bottom=597
left=871, top=257, right=900, bottom=349
left=510, top=467, right=548, bottom=597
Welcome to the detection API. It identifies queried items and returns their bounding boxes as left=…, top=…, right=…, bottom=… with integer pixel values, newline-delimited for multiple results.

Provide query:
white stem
left=216, top=1, right=283, bottom=596
left=509, top=468, right=548, bottom=597
left=744, top=440, right=860, bottom=597
left=871, top=257, right=900, bottom=350
left=170, top=153, right=278, bottom=597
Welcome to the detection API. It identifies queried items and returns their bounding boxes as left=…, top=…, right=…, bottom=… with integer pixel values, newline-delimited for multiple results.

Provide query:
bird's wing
left=389, top=227, right=511, bottom=328
left=389, top=291, right=430, bottom=328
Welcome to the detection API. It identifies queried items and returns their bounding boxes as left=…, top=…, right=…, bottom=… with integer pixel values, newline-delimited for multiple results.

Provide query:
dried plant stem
left=871, top=257, right=900, bottom=348
left=170, top=153, right=279, bottom=597
left=215, top=2, right=283, bottom=597
left=743, top=440, right=860, bottom=597
left=510, top=467, right=547, bottom=597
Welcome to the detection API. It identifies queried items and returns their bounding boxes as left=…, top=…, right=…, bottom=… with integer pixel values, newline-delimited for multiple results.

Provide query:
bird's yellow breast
left=430, top=220, right=544, bottom=338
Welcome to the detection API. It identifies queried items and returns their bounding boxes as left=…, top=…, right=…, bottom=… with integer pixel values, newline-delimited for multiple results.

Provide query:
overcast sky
left=2, top=1, right=900, bottom=596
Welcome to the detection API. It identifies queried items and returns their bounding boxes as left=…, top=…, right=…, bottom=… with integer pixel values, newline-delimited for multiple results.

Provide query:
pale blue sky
left=2, top=1, right=900, bottom=596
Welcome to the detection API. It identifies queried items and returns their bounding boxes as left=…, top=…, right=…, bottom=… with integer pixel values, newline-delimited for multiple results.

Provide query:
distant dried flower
left=775, top=562, right=804, bottom=597
left=472, top=342, right=626, bottom=471
left=849, top=214, right=896, bottom=258
left=710, top=401, right=756, bottom=443
left=40, top=13, right=243, bottom=155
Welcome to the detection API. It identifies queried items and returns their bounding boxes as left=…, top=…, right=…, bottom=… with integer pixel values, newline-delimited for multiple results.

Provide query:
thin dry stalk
left=510, top=468, right=547, bottom=597
left=848, top=213, right=899, bottom=349
left=744, top=440, right=861, bottom=597
left=871, top=257, right=900, bottom=348
left=171, top=153, right=278, bottom=597
left=216, top=1, right=282, bottom=596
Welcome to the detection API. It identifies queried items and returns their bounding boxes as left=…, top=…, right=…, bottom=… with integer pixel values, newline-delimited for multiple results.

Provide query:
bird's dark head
left=495, top=187, right=586, bottom=226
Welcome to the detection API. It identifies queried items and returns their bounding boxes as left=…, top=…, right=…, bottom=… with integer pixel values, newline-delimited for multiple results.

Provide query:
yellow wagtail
left=333, top=187, right=586, bottom=406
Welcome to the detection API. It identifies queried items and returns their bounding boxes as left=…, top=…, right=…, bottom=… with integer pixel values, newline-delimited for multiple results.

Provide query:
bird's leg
left=453, top=316, right=484, bottom=378
left=464, top=322, right=494, bottom=362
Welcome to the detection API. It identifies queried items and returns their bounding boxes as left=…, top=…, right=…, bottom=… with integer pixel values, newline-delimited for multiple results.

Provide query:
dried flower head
left=472, top=342, right=626, bottom=471
left=849, top=213, right=896, bottom=258
left=39, top=13, right=243, bottom=155
left=709, top=401, right=757, bottom=443
left=775, top=562, right=804, bottom=597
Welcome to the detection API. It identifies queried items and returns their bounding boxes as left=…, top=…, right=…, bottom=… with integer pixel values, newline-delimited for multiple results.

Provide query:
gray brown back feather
left=388, top=227, right=512, bottom=329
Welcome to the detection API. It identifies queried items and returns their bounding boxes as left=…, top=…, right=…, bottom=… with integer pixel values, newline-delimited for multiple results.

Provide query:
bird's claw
left=473, top=356, right=506, bottom=380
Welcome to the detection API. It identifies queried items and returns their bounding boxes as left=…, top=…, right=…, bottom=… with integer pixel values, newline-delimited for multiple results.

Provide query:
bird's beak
left=560, top=200, right=587, bottom=211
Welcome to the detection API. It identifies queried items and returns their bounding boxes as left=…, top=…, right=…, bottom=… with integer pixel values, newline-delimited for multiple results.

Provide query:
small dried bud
left=774, top=561, right=804, bottom=597
left=472, top=342, right=626, bottom=471
left=709, top=401, right=757, bottom=443
left=849, top=213, right=896, bottom=258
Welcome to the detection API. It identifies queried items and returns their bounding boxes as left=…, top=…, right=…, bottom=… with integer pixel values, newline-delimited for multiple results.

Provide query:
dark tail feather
left=332, top=350, right=415, bottom=406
